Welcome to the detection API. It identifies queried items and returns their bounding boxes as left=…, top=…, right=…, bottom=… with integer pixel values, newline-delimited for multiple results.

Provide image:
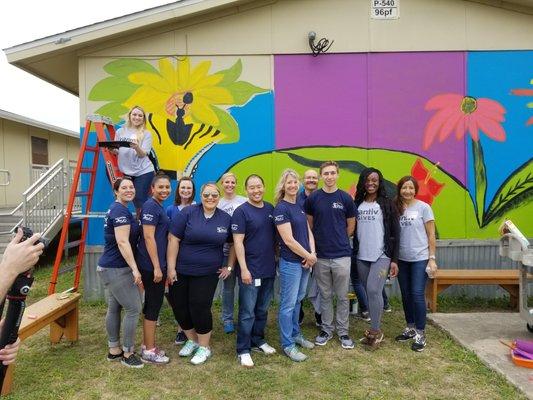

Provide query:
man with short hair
left=305, top=161, right=356, bottom=349
left=296, top=169, right=321, bottom=327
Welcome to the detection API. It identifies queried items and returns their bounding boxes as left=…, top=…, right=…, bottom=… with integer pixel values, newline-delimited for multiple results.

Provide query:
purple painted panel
left=368, top=52, right=466, bottom=183
left=274, top=54, right=368, bottom=148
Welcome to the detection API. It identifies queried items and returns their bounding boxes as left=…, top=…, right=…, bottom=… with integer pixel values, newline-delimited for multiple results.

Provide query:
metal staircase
left=0, top=158, right=80, bottom=250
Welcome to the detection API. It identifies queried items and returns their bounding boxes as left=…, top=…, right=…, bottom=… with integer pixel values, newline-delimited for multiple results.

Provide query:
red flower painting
left=423, top=94, right=506, bottom=150
left=511, top=88, right=533, bottom=126
left=411, top=158, right=444, bottom=205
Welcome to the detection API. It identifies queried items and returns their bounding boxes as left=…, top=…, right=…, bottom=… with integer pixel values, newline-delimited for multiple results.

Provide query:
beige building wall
left=0, top=118, right=79, bottom=207
left=81, top=0, right=533, bottom=61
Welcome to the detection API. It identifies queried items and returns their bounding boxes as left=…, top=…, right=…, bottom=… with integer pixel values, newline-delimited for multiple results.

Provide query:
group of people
left=97, top=105, right=438, bottom=369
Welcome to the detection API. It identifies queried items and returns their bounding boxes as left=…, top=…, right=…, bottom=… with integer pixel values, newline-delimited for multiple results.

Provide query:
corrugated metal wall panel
left=84, top=240, right=528, bottom=301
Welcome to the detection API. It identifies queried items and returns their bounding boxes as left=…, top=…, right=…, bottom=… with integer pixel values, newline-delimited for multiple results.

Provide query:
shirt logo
left=268, top=214, right=273, bottom=219
left=231, top=224, right=239, bottom=231
left=114, top=216, right=128, bottom=224
left=142, top=213, right=154, bottom=222
left=332, top=202, right=344, bottom=210
left=217, top=227, right=228, bottom=233
left=274, top=215, right=284, bottom=222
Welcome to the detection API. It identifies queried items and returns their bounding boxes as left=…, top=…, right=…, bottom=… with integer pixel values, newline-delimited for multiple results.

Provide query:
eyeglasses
left=202, top=192, right=220, bottom=199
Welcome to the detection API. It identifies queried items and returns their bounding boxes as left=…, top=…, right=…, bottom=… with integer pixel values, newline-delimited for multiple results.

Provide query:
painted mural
left=87, top=52, right=532, bottom=243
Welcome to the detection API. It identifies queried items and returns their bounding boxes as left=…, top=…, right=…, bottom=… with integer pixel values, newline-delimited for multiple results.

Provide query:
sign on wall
left=371, top=0, right=400, bottom=19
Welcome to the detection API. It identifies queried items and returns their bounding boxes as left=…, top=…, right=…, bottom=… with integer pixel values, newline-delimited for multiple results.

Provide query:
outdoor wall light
left=308, top=31, right=334, bottom=56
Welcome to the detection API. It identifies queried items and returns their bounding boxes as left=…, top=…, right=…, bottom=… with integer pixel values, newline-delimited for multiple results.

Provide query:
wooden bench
left=427, top=269, right=520, bottom=313
left=1, top=292, right=81, bottom=395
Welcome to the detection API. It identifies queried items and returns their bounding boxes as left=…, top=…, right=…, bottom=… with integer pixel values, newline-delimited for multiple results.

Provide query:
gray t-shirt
left=399, top=200, right=435, bottom=262
left=218, top=195, right=246, bottom=256
left=116, top=127, right=154, bottom=177
left=356, top=201, right=385, bottom=262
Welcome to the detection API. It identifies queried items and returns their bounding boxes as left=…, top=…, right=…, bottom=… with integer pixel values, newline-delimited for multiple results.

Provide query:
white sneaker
left=238, top=353, right=254, bottom=368
left=256, top=343, right=276, bottom=355
left=190, top=346, right=212, bottom=365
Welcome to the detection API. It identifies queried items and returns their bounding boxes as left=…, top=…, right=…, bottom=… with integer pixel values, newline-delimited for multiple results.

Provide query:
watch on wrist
left=429, top=255, right=436, bottom=260
left=227, top=266, right=233, bottom=272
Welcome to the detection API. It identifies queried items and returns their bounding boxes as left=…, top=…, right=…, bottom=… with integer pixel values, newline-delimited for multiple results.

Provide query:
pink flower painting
left=423, top=94, right=506, bottom=150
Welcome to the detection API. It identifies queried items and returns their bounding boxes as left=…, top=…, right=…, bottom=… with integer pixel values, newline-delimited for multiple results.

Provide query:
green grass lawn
left=4, top=265, right=525, bottom=400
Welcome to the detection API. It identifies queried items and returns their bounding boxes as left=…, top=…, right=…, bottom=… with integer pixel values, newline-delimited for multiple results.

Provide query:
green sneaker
left=283, top=345, right=307, bottom=362
left=179, top=340, right=199, bottom=357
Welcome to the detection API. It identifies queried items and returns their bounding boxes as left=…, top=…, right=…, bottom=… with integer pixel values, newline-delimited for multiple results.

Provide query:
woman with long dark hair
left=137, top=173, right=171, bottom=364
left=166, top=176, right=196, bottom=221
left=97, top=177, right=143, bottom=368
left=394, top=176, right=437, bottom=352
left=353, top=168, right=399, bottom=350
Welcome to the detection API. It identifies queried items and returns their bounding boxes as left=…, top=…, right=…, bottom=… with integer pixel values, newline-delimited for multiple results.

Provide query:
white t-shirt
left=399, top=200, right=435, bottom=262
left=356, top=201, right=385, bottom=262
left=218, top=195, right=247, bottom=217
left=116, top=127, right=154, bottom=177
left=218, top=195, right=246, bottom=256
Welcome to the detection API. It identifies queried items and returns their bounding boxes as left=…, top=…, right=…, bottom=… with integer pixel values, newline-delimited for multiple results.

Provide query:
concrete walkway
left=429, top=312, right=533, bottom=399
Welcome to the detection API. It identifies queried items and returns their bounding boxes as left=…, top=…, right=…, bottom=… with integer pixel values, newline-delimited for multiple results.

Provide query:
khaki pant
left=314, top=257, right=351, bottom=336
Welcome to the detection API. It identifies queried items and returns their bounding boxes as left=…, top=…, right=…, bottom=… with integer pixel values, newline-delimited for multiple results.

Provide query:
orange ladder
left=48, top=114, right=122, bottom=295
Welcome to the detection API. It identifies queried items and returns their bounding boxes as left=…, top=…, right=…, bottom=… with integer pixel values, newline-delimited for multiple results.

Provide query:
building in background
left=4, top=0, right=532, bottom=299
left=0, top=109, right=78, bottom=207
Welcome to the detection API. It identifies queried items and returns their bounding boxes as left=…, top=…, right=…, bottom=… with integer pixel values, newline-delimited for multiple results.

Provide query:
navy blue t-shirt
left=296, top=191, right=308, bottom=210
left=273, top=200, right=310, bottom=263
left=169, top=204, right=232, bottom=276
left=98, top=202, right=140, bottom=268
left=231, top=201, right=276, bottom=279
left=137, top=198, right=170, bottom=272
left=304, top=189, right=356, bottom=258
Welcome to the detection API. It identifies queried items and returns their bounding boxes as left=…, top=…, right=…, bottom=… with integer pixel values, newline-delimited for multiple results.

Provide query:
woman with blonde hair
left=114, top=105, right=155, bottom=215
left=273, top=169, right=317, bottom=362
left=217, top=172, right=246, bottom=334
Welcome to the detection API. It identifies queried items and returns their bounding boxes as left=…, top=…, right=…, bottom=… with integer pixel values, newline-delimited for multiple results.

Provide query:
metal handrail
left=23, top=159, right=64, bottom=196
left=0, top=158, right=72, bottom=237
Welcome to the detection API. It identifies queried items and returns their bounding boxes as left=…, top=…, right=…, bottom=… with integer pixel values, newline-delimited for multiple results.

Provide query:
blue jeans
left=221, top=258, right=239, bottom=325
left=132, top=171, right=155, bottom=210
left=397, top=260, right=428, bottom=330
left=236, top=277, right=275, bottom=355
left=350, top=257, right=390, bottom=312
left=278, top=258, right=310, bottom=348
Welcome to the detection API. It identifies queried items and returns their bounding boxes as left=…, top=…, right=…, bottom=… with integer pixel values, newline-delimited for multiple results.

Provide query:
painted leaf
left=212, top=106, right=239, bottom=144
left=88, top=77, right=138, bottom=102
left=483, top=159, right=533, bottom=225
left=225, top=81, right=268, bottom=105
left=103, top=59, right=159, bottom=77
left=217, top=59, right=242, bottom=87
left=94, top=102, right=129, bottom=123
left=472, top=140, right=487, bottom=226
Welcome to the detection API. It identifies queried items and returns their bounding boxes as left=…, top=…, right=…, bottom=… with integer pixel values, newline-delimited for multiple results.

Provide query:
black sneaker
left=315, top=330, right=333, bottom=346
left=411, top=333, right=426, bottom=352
left=174, top=330, right=187, bottom=345
left=121, top=353, right=144, bottom=368
left=356, top=311, right=371, bottom=322
left=314, top=312, right=322, bottom=327
left=383, top=305, right=392, bottom=313
left=395, top=327, right=416, bottom=342
left=107, top=351, right=124, bottom=362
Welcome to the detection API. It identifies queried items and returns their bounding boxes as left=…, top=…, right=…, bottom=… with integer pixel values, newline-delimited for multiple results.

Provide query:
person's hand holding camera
left=1, top=228, right=44, bottom=280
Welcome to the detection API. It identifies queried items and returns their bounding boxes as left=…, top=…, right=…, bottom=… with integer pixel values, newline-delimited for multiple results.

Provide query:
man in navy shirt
left=305, top=161, right=356, bottom=349
left=231, top=174, right=277, bottom=368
